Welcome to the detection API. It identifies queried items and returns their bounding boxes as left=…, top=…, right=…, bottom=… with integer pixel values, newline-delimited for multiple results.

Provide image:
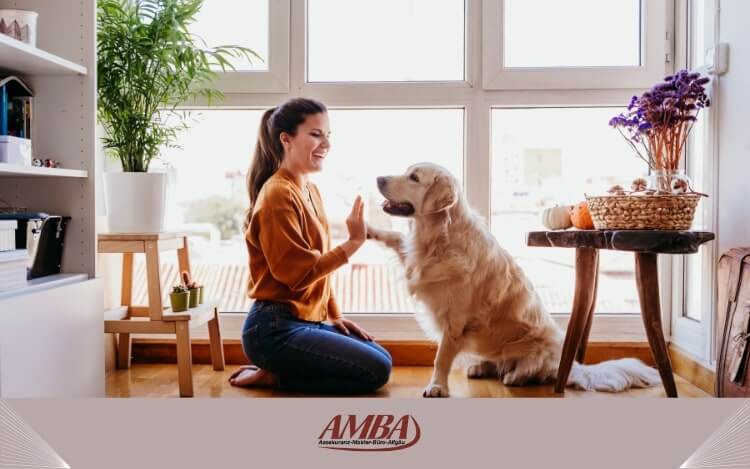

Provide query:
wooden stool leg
left=121, top=252, right=134, bottom=307
left=177, top=236, right=190, bottom=277
left=207, top=308, right=225, bottom=371
left=116, top=252, right=134, bottom=369
left=117, top=333, right=132, bottom=369
left=145, top=241, right=164, bottom=321
left=635, top=252, right=678, bottom=397
left=555, top=247, right=598, bottom=393
left=576, top=254, right=599, bottom=363
left=175, top=321, right=194, bottom=397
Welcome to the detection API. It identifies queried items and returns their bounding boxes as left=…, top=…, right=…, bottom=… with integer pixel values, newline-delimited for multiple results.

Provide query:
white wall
left=717, top=0, right=750, bottom=253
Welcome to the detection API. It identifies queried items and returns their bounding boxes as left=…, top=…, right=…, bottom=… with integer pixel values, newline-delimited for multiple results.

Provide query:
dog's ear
left=422, top=174, right=458, bottom=214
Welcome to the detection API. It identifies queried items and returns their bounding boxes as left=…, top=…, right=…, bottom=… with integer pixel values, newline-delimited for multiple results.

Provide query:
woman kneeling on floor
left=228, top=97, right=392, bottom=394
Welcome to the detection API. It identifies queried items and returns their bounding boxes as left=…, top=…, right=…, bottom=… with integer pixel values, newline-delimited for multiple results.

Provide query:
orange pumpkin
left=570, top=201, right=594, bottom=229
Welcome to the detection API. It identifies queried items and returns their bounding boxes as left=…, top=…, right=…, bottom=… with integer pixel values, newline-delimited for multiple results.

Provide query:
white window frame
left=180, top=0, right=681, bottom=342
left=482, top=0, right=671, bottom=90
left=210, top=0, right=290, bottom=93
left=670, top=0, right=720, bottom=365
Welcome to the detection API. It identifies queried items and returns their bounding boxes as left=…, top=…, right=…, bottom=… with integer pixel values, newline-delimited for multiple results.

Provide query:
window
left=314, top=109, right=464, bottom=313
left=491, top=107, right=644, bottom=314
left=483, top=0, right=670, bottom=89
left=670, top=0, right=718, bottom=362
left=191, top=0, right=269, bottom=71
left=147, top=111, right=262, bottom=313
left=192, top=0, right=289, bottom=93
left=504, top=0, right=641, bottom=68
left=144, top=109, right=464, bottom=316
left=682, top=0, right=712, bottom=323
left=128, top=0, right=687, bottom=342
left=307, top=0, right=465, bottom=82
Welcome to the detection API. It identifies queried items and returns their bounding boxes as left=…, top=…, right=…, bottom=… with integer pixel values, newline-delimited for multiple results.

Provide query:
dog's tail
left=566, top=358, right=662, bottom=392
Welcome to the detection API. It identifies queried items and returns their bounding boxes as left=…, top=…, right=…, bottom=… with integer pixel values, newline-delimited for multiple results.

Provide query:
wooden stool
left=526, top=230, right=714, bottom=397
left=99, top=233, right=225, bottom=397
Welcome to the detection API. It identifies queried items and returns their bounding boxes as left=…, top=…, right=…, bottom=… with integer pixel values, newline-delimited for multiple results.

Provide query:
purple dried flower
left=609, top=69, right=711, bottom=171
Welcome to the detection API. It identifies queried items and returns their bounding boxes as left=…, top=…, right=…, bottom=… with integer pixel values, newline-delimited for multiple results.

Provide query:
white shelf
left=0, top=163, right=88, bottom=178
left=0, top=273, right=89, bottom=301
left=0, top=34, right=87, bottom=76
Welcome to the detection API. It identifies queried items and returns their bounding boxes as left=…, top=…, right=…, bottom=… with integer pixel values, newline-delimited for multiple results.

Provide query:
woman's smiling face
left=280, top=112, right=331, bottom=175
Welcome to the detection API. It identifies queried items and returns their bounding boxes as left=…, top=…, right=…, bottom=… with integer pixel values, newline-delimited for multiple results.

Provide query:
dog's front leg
left=423, top=332, right=461, bottom=398
left=366, top=224, right=407, bottom=264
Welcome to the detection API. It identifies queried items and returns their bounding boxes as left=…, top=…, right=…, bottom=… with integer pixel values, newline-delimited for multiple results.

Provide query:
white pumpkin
left=542, top=206, right=573, bottom=230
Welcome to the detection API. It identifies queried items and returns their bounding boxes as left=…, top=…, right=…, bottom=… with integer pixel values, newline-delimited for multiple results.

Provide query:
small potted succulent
left=197, top=282, right=204, bottom=304
left=181, top=271, right=202, bottom=308
left=169, top=285, right=189, bottom=313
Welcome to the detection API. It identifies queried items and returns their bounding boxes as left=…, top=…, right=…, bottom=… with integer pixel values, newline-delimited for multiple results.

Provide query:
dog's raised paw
left=422, top=383, right=449, bottom=398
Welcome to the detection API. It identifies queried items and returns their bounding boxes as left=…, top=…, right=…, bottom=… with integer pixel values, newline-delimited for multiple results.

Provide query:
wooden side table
left=99, top=233, right=225, bottom=397
left=526, top=230, right=715, bottom=397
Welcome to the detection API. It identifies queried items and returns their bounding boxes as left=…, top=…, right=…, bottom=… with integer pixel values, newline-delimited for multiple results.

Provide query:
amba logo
left=318, top=414, right=421, bottom=452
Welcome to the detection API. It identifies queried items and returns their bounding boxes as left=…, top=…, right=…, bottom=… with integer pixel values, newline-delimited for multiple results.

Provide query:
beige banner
left=2, top=399, right=746, bottom=469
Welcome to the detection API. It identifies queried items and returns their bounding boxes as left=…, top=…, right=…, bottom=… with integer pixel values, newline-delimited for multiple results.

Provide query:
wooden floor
left=106, top=364, right=710, bottom=398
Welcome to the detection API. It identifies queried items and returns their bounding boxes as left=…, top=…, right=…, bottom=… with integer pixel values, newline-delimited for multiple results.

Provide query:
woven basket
left=586, top=193, right=701, bottom=230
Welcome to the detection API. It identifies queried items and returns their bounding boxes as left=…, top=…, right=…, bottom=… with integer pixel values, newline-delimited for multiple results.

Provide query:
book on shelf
left=0, top=248, right=28, bottom=292
left=0, top=219, right=17, bottom=251
left=1, top=76, right=33, bottom=139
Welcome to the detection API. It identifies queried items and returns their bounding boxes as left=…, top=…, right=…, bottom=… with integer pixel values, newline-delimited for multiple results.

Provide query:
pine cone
left=631, top=177, right=648, bottom=192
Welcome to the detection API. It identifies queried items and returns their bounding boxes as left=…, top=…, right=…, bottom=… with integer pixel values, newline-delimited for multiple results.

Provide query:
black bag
left=0, top=212, right=70, bottom=279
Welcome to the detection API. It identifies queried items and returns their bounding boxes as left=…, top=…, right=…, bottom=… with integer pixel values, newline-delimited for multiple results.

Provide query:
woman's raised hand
left=346, top=195, right=366, bottom=243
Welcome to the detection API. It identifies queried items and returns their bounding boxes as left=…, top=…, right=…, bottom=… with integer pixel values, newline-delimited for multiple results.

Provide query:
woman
left=228, top=98, right=392, bottom=394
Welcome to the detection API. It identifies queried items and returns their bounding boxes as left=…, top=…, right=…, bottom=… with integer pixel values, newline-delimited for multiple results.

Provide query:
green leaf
left=96, top=0, right=263, bottom=172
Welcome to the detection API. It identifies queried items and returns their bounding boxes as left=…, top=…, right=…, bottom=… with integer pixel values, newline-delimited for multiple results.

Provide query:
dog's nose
left=377, top=176, right=387, bottom=190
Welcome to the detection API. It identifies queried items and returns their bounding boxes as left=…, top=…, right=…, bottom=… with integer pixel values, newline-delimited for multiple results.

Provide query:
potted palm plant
left=97, top=0, right=260, bottom=232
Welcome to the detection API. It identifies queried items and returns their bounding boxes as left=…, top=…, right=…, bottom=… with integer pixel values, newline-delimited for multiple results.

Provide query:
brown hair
left=244, top=97, right=327, bottom=230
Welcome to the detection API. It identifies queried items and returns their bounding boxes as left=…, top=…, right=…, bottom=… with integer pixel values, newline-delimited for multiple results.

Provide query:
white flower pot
left=104, top=172, right=166, bottom=233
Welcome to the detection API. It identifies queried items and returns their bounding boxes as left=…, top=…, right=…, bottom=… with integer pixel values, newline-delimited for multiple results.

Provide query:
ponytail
left=243, top=98, right=327, bottom=231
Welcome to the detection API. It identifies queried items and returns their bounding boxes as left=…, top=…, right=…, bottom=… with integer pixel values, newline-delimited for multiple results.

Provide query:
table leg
left=555, top=247, right=599, bottom=393
left=576, top=253, right=599, bottom=363
left=635, top=252, right=678, bottom=397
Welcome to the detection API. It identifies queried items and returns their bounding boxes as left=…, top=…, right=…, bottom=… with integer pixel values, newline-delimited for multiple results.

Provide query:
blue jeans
left=241, top=300, right=392, bottom=394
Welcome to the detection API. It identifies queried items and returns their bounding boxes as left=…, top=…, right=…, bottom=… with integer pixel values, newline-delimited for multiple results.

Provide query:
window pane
left=491, top=108, right=646, bottom=314
left=314, top=109, right=464, bottom=313
left=504, top=0, right=641, bottom=68
left=684, top=103, right=708, bottom=321
left=308, top=0, right=464, bottom=82
left=144, top=109, right=463, bottom=314
left=148, top=111, right=261, bottom=313
left=689, top=0, right=706, bottom=69
left=191, top=0, right=269, bottom=71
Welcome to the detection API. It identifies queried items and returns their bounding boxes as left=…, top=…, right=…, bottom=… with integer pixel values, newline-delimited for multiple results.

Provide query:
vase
left=648, top=169, right=692, bottom=193
left=104, top=172, right=166, bottom=233
left=169, top=291, right=189, bottom=313
left=188, top=288, right=199, bottom=308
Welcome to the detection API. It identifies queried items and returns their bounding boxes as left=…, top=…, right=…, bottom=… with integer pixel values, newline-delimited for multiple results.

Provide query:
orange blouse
left=245, top=167, right=348, bottom=321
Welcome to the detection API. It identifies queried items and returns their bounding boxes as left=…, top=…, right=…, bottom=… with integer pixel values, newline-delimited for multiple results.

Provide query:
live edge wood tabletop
left=526, top=230, right=715, bottom=397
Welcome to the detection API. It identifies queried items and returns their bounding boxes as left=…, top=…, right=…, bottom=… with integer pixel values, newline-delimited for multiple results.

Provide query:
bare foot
left=228, top=365, right=279, bottom=388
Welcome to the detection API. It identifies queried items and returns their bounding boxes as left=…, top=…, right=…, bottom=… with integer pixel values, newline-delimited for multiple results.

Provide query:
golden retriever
left=367, top=163, right=661, bottom=397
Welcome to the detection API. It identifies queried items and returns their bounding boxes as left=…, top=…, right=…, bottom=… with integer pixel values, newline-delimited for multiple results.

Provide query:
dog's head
left=376, top=163, right=459, bottom=218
